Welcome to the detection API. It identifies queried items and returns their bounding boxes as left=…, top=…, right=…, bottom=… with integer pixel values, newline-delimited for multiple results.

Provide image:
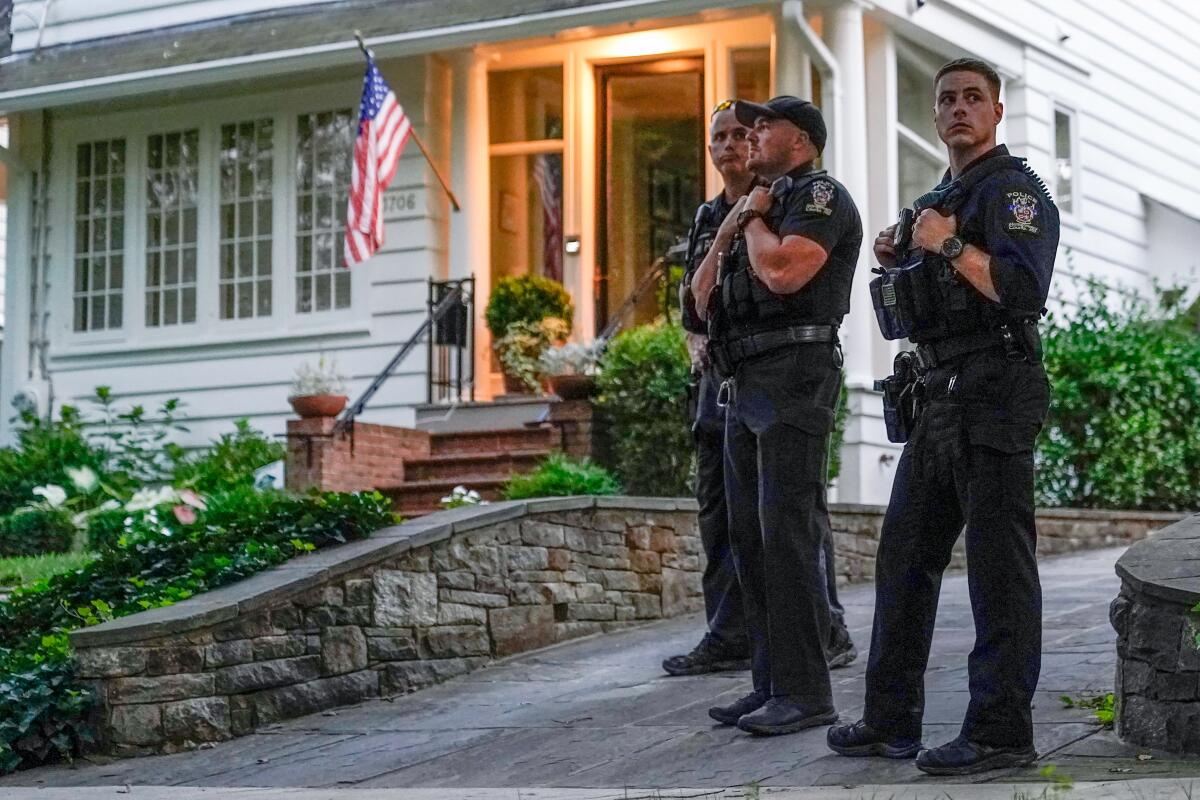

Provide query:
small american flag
left=532, top=153, right=563, bottom=281
left=344, top=55, right=412, bottom=266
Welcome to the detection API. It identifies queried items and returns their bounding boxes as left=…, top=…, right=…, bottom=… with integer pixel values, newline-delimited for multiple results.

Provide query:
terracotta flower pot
left=289, top=394, right=349, bottom=418
left=502, top=372, right=533, bottom=396
left=548, top=374, right=596, bottom=401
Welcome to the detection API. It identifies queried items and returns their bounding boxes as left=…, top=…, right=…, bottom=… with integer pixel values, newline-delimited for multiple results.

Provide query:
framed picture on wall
left=498, top=191, right=520, bottom=234
left=649, top=167, right=678, bottom=222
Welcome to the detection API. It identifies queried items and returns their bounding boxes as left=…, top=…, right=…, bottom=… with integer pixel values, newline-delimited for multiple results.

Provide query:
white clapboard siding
left=21, top=58, right=451, bottom=451
left=948, top=0, right=1200, bottom=299
left=10, top=0, right=333, bottom=50
left=0, top=203, right=6, bottom=332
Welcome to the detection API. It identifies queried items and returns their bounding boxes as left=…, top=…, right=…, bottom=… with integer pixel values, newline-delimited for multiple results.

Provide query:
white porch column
left=822, top=0, right=884, bottom=504
left=773, top=4, right=812, bottom=99
left=446, top=50, right=494, bottom=400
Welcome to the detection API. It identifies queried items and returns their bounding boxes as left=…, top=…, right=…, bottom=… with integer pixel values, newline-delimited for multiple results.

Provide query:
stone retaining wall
left=70, top=498, right=703, bottom=756
left=69, top=497, right=1181, bottom=758
left=1111, top=512, right=1200, bottom=753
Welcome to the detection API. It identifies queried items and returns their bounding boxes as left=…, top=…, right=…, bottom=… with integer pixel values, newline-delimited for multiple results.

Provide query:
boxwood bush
left=594, top=323, right=692, bottom=496
left=0, top=509, right=77, bottom=558
left=1036, top=281, right=1200, bottom=511
left=484, top=274, right=574, bottom=339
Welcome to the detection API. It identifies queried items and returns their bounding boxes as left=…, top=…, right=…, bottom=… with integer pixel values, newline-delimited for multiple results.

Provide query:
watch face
left=941, top=236, right=964, bottom=259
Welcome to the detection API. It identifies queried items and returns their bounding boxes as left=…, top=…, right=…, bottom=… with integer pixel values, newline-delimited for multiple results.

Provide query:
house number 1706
left=384, top=192, right=419, bottom=214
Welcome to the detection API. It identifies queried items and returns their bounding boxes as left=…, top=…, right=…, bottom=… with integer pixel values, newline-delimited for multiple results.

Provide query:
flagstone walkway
left=4, top=546, right=1199, bottom=795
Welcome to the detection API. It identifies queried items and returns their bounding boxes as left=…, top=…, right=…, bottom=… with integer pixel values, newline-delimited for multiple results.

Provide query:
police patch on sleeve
left=1005, top=191, right=1041, bottom=234
left=805, top=180, right=836, bottom=216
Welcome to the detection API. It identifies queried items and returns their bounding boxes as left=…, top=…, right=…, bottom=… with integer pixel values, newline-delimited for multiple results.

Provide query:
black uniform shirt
left=775, top=164, right=863, bottom=276
left=940, top=145, right=1059, bottom=317
left=680, top=192, right=734, bottom=334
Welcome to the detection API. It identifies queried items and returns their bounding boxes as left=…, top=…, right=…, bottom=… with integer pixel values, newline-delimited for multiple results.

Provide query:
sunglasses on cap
left=711, top=99, right=735, bottom=117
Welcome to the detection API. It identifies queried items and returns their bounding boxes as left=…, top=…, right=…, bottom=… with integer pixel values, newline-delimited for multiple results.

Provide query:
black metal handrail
left=598, top=237, right=688, bottom=341
left=333, top=280, right=470, bottom=436
left=428, top=277, right=475, bottom=404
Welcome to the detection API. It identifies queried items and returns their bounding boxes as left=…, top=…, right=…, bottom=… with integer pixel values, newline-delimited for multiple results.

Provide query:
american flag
left=532, top=153, right=563, bottom=281
left=344, top=55, right=411, bottom=266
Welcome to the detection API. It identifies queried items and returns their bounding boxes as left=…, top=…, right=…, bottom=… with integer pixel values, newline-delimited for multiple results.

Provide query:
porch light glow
left=564, top=236, right=581, bottom=255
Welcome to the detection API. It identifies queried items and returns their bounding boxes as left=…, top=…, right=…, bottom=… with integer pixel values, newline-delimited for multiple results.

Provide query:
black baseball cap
left=735, top=96, right=827, bottom=153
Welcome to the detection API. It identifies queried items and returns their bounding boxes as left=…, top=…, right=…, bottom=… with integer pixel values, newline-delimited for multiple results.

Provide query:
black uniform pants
left=863, top=352, right=1049, bottom=747
left=722, top=343, right=842, bottom=704
left=693, top=367, right=748, bottom=651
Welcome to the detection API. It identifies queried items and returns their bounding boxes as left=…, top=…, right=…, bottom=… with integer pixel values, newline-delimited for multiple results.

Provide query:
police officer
left=827, top=58, right=1059, bottom=774
left=664, top=100, right=755, bottom=676
left=667, top=100, right=857, bottom=678
left=691, top=96, right=862, bottom=735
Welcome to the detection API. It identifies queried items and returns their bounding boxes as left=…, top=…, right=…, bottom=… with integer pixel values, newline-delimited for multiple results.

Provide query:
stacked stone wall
left=1111, top=512, right=1200, bottom=753
left=71, top=499, right=702, bottom=756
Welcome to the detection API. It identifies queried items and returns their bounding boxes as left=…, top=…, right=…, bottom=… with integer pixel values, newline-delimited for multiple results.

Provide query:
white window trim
left=1050, top=101, right=1082, bottom=228
left=50, top=80, right=369, bottom=358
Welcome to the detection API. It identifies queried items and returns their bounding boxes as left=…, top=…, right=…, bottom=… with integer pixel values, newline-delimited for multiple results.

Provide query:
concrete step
left=415, top=396, right=550, bottom=433
left=402, top=449, right=550, bottom=482
left=429, top=426, right=554, bottom=456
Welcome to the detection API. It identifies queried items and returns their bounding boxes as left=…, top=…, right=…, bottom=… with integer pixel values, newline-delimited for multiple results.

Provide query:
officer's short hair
left=934, top=58, right=1001, bottom=101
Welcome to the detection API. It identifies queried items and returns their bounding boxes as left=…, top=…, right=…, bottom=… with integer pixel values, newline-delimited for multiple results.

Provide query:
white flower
left=125, top=486, right=179, bottom=512
left=65, top=466, right=99, bottom=493
left=32, top=484, right=68, bottom=508
left=99, top=499, right=121, bottom=512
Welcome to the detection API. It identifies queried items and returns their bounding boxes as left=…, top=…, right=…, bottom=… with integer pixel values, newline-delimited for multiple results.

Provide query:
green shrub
left=84, top=508, right=127, bottom=552
left=595, top=323, right=692, bottom=496
left=0, top=408, right=107, bottom=518
left=0, top=488, right=395, bottom=772
left=485, top=274, right=574, bottom=338
left=1035, top=281, right=1200, bottom=510
left=0, top=509, right=77, bottom=558
left=829, top=377, right=849, bottom=486
left=502, top=453, right=622, bottom=499
left=172, top=420, right=285, bottom=493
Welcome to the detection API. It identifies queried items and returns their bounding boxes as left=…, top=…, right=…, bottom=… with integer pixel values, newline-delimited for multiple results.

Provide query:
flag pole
left=353, top=31, right=462, bottom=213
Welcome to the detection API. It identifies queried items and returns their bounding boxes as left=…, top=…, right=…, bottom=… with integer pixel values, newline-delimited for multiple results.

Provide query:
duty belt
left=913, top=330, right=1010, bottom=371
left=709, top=324, right=836, bottom=375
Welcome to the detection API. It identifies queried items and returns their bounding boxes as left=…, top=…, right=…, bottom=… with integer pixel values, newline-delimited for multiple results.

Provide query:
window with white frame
left=1053, top=106, right=1075, bottom=215
left=895, top=39, right=948, bottom=209
left=219, top=118, right=274, bottom=319
left=73, top=139, right=126, bottom=332
left=145, top=129, right=199, bottom=327
left=67, top=100, right=360, bottom=341
left=295, top=109, right=353, bottom=314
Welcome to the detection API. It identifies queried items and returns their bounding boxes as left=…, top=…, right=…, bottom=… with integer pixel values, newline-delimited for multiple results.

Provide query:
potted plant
left=288, top=355, right=349, bottom=418
left=539, top=338, right=605, bottom=400
left=485, top=275, right=574, bottom=394
left=495, top=318, right=570, bottom=395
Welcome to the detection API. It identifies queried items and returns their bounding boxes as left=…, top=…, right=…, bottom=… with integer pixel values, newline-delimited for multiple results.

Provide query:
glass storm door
left=596, top=58, right=703, bottom=333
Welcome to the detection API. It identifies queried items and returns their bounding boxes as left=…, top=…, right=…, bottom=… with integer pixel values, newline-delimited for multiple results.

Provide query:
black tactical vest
left=716, top=170, right=855, bottom=339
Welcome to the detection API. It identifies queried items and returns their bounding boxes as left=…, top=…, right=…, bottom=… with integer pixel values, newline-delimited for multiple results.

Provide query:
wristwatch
left=939, top=235, right=965, bottom=260
left=737, top=208, right=764, bottom=231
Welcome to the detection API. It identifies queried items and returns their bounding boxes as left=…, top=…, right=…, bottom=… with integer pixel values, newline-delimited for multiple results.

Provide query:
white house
left=0, top=0, right=1198, bottom=504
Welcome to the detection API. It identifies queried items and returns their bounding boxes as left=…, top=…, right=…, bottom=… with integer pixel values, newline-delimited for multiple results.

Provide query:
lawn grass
left=0, top=551, right=96, bottom=588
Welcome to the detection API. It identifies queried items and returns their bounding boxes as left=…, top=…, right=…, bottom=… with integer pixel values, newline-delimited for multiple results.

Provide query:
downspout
left=780, top=0, right=843, bottom=179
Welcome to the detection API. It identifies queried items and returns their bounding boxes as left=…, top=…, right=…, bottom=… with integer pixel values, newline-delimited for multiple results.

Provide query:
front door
left=595, top=58, right=704, bottom=334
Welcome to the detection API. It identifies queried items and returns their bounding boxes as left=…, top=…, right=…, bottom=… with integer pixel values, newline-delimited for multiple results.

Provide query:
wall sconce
left=564, top=236, right=581, bottom=255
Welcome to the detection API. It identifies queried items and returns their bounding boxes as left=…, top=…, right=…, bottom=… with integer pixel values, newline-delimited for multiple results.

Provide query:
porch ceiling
left=0, top=0, right=757, bottom=113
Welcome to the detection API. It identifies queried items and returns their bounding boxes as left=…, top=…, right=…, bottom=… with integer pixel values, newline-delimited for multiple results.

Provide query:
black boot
left=825, top=626, right=857, bottom=670
left=827, top=719, right=922, bottom=758
left=915, top=735, right=1037, bottom=776
left=735, top=695, right=837, bottom=736
left=663, top=634, right=750, bottom=677
left=707, top=689, right=768, bottom=726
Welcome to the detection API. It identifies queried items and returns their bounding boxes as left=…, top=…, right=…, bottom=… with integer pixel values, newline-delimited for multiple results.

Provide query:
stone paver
left=4, top=546, right=1199, bottom=793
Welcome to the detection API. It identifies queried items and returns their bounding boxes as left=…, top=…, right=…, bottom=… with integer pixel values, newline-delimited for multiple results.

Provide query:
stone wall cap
left=830, top=502, right=889, bottom=515
left=1116, top=514, right=1200, bottom=606
left=1036, top=507, right=1187, bottom=522
left=595, top=496, right=679, bottom=511
left=523, top=496, right=597, bottom=513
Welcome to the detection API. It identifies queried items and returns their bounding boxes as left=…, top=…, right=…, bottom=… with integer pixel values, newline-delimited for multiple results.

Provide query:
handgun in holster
left=874, top=351, right=923, bottom=443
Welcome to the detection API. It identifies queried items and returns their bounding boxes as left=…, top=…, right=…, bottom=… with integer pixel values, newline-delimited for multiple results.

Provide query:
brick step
left=430, top=426, right=554, bottom=456
left=381, top=476, right=508, bottom=518
left=403, top=448, right=550, bottom=482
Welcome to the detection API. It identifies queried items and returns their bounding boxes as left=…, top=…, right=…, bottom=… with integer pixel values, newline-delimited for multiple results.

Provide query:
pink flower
left=178, top=489, right=208, bottom=511
left=172, top=504, right=197, bottom=525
